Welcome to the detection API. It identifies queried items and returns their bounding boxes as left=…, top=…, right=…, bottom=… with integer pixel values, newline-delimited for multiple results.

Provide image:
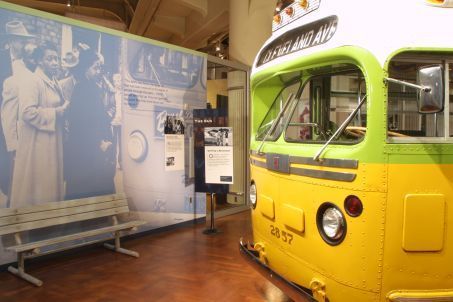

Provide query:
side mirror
left=417, top=65, right=444, bottom=113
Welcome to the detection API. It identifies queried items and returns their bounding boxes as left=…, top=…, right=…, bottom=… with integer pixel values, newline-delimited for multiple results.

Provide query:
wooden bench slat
left=0, top=194, right=146, bottom=286
left=0, top=206, right=130, bottom=236
left=6, top=220, right=146, bottom=253
left=0, top=200, right=128, bottom=228
left=0, top=193, right=126, bottom=218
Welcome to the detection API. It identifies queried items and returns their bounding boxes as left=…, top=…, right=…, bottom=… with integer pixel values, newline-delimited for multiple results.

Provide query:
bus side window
left=285, top=67, right=366, bottom=144
left=387, top=55, right=451, bottom=139
left=450, top=66, right=453, bottom=136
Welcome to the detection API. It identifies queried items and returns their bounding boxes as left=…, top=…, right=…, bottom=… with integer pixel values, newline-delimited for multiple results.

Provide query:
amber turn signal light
left=300, top=0, right=309, bottom=10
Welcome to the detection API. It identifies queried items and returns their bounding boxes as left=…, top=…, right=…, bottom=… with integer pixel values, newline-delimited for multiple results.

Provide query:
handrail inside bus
left=313, top=94, right=367, bottom=162
left=257, top=92, right=295, bottom=155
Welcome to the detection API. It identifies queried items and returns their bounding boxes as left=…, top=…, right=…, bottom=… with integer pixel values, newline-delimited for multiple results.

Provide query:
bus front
left=240, top=1, right=453, bottom=302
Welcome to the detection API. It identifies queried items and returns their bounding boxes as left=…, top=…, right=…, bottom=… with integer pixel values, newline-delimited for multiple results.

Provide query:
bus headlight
left=317, top=203, right=347, bottom=245
left=250, top=181, right=257, bottom=209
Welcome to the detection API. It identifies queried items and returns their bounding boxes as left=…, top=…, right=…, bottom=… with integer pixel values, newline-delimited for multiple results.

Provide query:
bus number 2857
left=270, top=225, right=293, bottom=245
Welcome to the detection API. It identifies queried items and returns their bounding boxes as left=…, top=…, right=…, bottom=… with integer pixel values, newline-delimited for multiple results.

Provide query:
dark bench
left=0, top=193, right=145, bottom=286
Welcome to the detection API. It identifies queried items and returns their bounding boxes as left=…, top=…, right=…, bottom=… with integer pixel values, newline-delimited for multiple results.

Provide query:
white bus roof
left=253, top=0, right=453, bottom=75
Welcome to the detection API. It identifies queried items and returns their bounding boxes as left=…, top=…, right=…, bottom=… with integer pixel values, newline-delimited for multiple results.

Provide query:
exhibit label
left=204, top=127, right=233, bottom=184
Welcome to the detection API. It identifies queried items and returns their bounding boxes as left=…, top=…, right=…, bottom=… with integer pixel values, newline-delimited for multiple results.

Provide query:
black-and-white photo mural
left=0, top=5, right=207, bottom=265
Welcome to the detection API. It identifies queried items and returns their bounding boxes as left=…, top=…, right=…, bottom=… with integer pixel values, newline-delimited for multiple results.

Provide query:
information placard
left=165, top=134, right=184, bottom=171
left=193, top=108, right=229, bottom=193
left=204, top=127, right=233, bottom=184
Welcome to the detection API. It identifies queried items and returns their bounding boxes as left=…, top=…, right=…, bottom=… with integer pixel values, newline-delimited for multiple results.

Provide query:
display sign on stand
left=164, top=115, right=185, bottom=171
left=193, top=108, right=232, bottom=234
left=204, top=127, right=233, bottom=184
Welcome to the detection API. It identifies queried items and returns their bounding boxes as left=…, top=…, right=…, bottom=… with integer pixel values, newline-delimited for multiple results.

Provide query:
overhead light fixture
left=67, top=0, right=71, bottom=7
left=215, top=41, right=221, bottom=52
left=285, top=7, right=294, bottom=16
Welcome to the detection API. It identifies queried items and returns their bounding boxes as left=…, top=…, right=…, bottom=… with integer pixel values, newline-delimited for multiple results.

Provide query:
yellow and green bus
left=240, top=0, right=453, bottom=301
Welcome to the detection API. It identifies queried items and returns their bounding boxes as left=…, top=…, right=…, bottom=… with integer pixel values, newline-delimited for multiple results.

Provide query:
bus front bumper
left=239, top=238, right=316, bottom=302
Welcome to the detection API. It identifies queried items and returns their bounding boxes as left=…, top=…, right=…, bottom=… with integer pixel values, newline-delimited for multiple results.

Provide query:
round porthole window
left=128, top=130, right=148, bottom=162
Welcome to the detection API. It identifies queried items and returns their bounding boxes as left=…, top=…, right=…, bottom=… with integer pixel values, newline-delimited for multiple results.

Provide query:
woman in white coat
left=10, top=42, right=69, bottom=208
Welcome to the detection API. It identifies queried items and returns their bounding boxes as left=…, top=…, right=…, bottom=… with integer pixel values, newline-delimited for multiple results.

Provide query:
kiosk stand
left=193, top=108, right=232, bottom=236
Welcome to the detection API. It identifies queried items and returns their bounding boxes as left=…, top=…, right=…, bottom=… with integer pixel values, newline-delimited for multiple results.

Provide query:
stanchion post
left=203, top=192, right=220, bottom=235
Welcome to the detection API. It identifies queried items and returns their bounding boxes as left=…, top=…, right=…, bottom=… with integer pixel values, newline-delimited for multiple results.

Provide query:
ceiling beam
left=65, top=12, right=127, bottom=31
left=128, top=0, right=161, bottom=36
left=150, top=15, right=185, bottom=38
left=122, top=0, right=135, bottom=24
left=174, top=0, right=207, bottom=18
left=3, top=0, right=124, bottom=22
left=171, top=0, right=229, bottom=49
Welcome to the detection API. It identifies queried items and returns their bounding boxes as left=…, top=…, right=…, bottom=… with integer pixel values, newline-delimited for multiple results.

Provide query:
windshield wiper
left=313, top=94, right=367, bottom=161
left=257, top=92, right=295, bottom=155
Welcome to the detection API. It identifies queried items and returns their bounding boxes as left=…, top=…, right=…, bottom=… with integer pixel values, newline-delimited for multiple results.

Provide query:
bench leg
left=104, top=231, right=139, bottom=258
left=8, top=252, right=43, bottom=287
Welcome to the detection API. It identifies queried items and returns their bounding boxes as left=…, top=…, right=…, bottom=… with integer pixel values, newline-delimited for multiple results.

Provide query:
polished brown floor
left=0, top=210, right=292, bottom=302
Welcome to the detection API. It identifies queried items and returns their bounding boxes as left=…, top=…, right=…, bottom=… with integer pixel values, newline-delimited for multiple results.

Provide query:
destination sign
left=257, top=15, right=338, bottom=67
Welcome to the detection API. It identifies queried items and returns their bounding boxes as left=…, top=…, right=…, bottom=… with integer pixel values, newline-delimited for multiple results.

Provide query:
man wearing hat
left=0, top=20, right=35, bottom=207
left=0, top=20, right=35, bottom=75
left=1, top=42, right=37, bottom=152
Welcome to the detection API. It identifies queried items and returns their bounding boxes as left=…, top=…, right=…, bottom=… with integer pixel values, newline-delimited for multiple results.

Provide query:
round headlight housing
left=317, top=203, right=347, bottom=245
left=250, top=182, right=257, bottom=209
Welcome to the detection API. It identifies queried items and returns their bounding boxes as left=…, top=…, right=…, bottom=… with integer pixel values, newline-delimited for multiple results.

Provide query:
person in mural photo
left=59, top=49, right=79, bottom=102
left=164, top=115, right=174, bottom=134
left=145, top=46, right=164, bottom=80
left=2, top=42, right=39, bottom=154
left=9, top=41, right=69, bottom=209
left=174, top=119, right=185, bottom=134
left=0, top=20, right=35, bottom=207
left=64, top=45, right=116, bottom=200
left=1, top=42, right=38, bottom=208
left=111, top=73, right=122, bottom=170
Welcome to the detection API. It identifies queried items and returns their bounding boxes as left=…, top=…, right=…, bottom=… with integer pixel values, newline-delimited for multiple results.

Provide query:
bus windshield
left=285, top=65, right=367, bottom=144
left=256, top=81, right=300, bottom=141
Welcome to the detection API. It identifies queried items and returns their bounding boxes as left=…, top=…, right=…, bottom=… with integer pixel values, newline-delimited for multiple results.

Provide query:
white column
left=229, top=0, right=275, bottom=65
left=227, top=70, right=246, bottom=205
